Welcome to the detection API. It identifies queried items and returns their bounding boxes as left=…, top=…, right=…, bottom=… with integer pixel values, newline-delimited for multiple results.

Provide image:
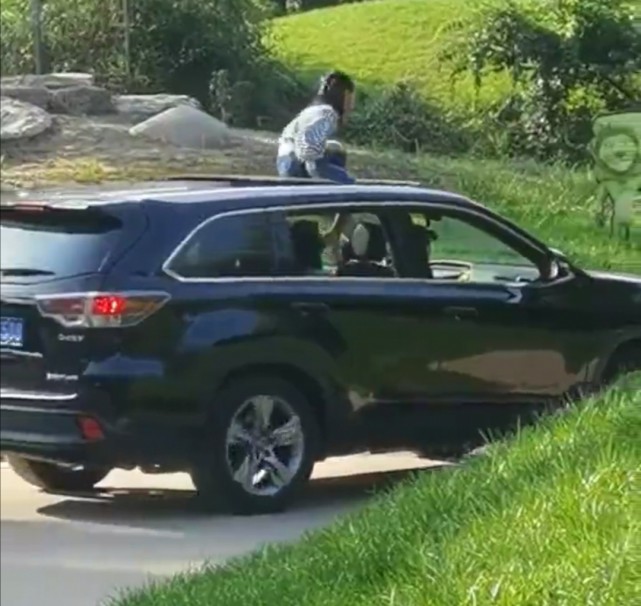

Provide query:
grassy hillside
left=113, top=374, right=641, bottom=606
left=271, top=0, right=522, bottom=113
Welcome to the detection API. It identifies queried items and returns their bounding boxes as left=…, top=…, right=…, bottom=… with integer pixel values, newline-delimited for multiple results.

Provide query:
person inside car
left=277, top=70, right=356, bottom=184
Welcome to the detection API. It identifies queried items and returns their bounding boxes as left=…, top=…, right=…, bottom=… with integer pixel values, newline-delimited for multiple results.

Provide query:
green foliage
left=0, top=0, right=302, bottom=126
left=128, top=0, right=271, bottom=100
left=448, top=0, right=641, bottom=161
left=345, top=83, right=470, bottom=155
left=273, top=0, right=641, bottom=161
left=271, top=0, right=515, bottom=117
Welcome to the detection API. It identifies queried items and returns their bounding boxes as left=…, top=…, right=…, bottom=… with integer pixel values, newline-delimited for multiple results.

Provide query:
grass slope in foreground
left=271, top=0, right=528, bottom=113
left=112, top=374, right=641, bottom=606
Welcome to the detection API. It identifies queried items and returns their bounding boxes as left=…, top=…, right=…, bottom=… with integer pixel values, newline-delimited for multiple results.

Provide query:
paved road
left=1, top=454, right=443, bottom=606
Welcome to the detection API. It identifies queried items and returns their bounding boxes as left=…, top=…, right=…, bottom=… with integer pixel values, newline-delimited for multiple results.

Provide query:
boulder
left=49, top=85, right=114, bottom=115
left=0, top=84, right=53, bottom=110
left=115, top=94, right=201, bottom=121
left=0, top=72, right=94, bottom=90
left=0, top=97, right=53, bottom=141
left=129, top=104, right=230, bottom=149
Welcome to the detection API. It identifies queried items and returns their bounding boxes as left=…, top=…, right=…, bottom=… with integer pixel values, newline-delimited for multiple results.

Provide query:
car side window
left=277, top=208, right=398, bottom=278
left=167, top=212, right=274, bottom=278
left=406, top=211, right=541, bottom=284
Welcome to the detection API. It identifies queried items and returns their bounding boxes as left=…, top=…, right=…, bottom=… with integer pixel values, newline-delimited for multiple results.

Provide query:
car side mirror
left=546, top=250, right=574, bottom=281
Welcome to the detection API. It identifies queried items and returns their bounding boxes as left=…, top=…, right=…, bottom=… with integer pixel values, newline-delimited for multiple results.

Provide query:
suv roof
left=2, top=174, right=478, bottom=213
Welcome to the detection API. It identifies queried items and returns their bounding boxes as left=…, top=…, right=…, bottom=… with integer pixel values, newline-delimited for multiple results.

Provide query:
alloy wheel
left=225, top=394, right=305, bottom=497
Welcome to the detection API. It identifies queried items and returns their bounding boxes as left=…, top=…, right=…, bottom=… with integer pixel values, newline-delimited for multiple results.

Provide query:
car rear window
left=0, top=205, right=124, bottom=280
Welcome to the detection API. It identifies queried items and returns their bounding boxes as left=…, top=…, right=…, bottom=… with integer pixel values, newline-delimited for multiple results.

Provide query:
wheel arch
left=218, top=362, right=351, bottom=455
left=601, top=337, right=641, bottom=383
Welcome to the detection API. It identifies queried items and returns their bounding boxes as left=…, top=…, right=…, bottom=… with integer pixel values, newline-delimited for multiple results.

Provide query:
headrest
left=350, top=223, right=370, bottom=257
left=349, top=222, right=387, bottom=260
left=291, top=220, right=323, bottom=248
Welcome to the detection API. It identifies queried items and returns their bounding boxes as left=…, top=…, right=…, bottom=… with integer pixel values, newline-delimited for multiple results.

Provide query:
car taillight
left=35, top=291, right=170, bottom=328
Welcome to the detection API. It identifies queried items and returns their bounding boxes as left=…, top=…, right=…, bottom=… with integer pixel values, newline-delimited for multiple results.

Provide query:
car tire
left=6, top=455, right=111, bottom=491
left=191, top=375, right=321, bottom=516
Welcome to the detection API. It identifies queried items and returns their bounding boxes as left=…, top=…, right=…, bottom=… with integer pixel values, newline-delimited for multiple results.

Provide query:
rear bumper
left=1, top=402, right=114, bottom=466
left=0, top=389, right=195, bottom=469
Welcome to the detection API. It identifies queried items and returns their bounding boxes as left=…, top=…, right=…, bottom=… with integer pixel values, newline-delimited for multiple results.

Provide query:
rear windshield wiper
left=0, top=268, right=56, bottom=276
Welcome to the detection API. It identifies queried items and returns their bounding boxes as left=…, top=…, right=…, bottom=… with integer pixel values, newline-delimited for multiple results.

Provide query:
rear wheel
left=6, top=455, right=110, bottom=491
left=191, top=376, right=320, bottom=515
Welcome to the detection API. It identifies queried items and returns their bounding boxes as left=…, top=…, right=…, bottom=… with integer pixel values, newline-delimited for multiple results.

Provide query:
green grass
left=111, top=373, right=641, bottom=606
left=270, top=0, right=528, bottom=114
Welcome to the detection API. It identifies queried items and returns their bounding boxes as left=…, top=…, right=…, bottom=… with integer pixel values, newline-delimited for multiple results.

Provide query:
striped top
left=278, top=104, right=339, bottom=161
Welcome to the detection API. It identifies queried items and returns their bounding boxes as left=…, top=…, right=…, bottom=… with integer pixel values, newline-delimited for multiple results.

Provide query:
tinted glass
left=418, top=214, right=536, bottom=266
left=281, top=208, right=396, bottom=277
left=169, top=212, right=274, bottom=278
left=406, top=211, right=540, bottom=283
left=0, top=207, right=124, bottom=280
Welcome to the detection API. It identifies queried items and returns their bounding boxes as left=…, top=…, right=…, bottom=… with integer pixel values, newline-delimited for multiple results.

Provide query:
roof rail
left=167, top=174, right=421, bottom=187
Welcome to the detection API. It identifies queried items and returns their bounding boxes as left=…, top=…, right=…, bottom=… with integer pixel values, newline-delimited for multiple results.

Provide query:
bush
left=447, top=0, right=641, bottom=162
left=0, top=0, right=303, bottom=127
left=345, top=83, right=471, bottom=155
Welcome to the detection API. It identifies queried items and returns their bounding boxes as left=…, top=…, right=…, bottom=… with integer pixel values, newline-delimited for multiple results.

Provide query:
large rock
left=0, top=72, right=94, bottom=90
left=129, top=104, right=230, bottom=149
left=115, top=94, right=201, bottom=121
left=0, top=97, right=52, bottom=141
left=49, top=85, right=114, bottom=115
left=0, top=84, right=52, bottom=110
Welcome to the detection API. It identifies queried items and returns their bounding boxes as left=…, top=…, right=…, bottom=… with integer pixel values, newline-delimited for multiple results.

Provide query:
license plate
left=0, top=316, right=24, bottom=348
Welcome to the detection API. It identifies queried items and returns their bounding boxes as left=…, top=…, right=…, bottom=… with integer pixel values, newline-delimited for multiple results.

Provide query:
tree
left=449, top=0, right=641, bottom=160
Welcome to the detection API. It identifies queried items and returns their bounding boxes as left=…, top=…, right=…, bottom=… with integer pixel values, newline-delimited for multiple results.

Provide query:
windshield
left=0, top=206, right=124, bottom=280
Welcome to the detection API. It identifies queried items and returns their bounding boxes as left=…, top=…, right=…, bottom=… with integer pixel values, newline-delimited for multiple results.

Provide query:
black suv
left=1, top=176, right=640, bottom=514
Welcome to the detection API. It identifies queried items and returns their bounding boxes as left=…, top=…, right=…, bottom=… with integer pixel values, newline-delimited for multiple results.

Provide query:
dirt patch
left=0, top=114, right=434, bottom=191
left=2, top=115, right=273, bottom=167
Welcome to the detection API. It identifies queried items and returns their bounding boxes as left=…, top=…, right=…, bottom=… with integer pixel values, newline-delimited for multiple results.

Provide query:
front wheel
left=191, top=376, right=321, bottom=515
left=6, top=455, right=111, bottom=491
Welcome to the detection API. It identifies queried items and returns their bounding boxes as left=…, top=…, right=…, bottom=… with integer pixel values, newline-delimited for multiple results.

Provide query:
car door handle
left=290, top=302, right=329, bottom=314
left=443, top=306, right=478, bottom=319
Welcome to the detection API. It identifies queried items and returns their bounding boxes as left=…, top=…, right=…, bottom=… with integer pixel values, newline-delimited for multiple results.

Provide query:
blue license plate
left=0, top=316, right=24, bottom=348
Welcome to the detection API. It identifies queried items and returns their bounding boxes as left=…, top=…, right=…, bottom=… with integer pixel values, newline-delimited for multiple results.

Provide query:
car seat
left=337, top=222, right=395, bottom=277
left=290, top=220, right=324, bottom=274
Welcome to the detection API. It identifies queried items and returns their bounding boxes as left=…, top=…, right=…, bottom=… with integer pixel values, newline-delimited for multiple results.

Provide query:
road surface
left=1, top=453, right=443, bottom=606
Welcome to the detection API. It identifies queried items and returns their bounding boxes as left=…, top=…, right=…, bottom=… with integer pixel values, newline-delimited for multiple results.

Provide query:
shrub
left=447, top=0, right=641, bottom=162
left=345, top=83, right=471, bottom=155
left=0, top=0, right=302, bottom=127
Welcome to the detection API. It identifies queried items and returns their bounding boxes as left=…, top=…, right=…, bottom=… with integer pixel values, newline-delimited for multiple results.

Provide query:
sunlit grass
left=270, top=0, right=531, bottom=114
left=111, top=374, right=641, bottom=606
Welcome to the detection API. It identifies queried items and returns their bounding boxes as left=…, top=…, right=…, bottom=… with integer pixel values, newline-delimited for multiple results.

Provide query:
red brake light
left=35, top=291, right=170, bottom=328
left=77, top=416, right=104, bottom=441
left=92, top=295, right=127, bottom=316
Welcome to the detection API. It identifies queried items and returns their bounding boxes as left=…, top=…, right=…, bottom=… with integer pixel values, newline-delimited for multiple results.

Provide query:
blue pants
left=277, top=154, right=308, bottom=178
left=277, top=154, right=354, bottom=184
